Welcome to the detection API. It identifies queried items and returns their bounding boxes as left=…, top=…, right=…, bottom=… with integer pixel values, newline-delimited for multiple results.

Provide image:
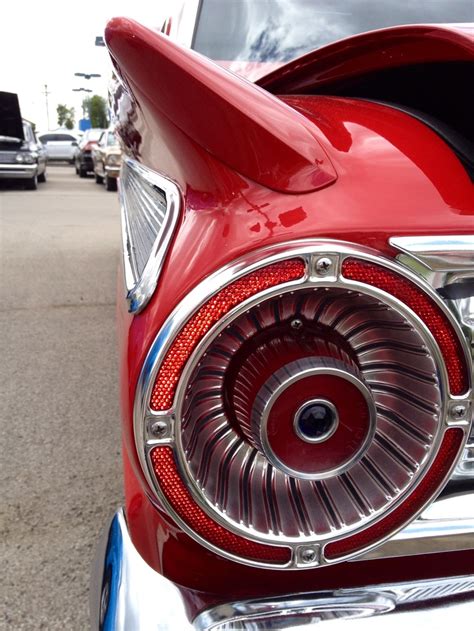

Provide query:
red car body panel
left=258, top=23, right=474, bottom=92
left=107, top=17, right=473, bottom=619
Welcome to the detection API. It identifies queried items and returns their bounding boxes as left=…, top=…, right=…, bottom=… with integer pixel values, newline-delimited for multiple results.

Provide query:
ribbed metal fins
left=181, top=288, right=442, bottom=542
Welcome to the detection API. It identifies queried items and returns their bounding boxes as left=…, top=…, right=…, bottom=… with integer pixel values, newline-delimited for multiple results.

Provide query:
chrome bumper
left=91, top=500, right=474, bottom=630
left=0, top=163, right=37, bottom=179
left=104, top=166, right=120, bottom=177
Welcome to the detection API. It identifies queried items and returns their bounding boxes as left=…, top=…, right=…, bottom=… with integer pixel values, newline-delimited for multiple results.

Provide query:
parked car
left=92, top=129, right=122, bottom=191
left=0, top=91, right=47, bottom=190
left=38, top=130, right=79, bottom=163
left=74, top=128, right=106, bottom=177
left=92, top=3, right=474, bottom=629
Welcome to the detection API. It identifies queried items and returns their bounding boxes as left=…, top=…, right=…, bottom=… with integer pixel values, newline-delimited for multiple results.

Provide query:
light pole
left=42, top=84, right=51, bottom=130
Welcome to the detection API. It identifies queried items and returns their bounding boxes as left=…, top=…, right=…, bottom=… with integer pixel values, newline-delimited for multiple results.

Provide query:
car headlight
left=16, top=152, right=36, bottom=164
left=106, top=154, right=121, bottom=166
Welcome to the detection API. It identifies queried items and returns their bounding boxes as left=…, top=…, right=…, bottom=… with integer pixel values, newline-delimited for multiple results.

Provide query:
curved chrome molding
left=90, top=509, right=193, bottom=631
left=119, top=157, right=181, bottom=313
left=194, top=575, right=474, bottom=630
left=91, top=507, right=474, bottom=630
left=134, top=239, right=472, bottom=568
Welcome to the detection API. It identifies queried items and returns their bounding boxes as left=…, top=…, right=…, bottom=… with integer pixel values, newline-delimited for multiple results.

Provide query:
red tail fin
left=105, top=18, right=336, bottom=193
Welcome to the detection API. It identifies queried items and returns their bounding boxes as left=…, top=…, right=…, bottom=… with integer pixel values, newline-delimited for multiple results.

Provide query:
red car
left=91, top=2, right=473, bottom=628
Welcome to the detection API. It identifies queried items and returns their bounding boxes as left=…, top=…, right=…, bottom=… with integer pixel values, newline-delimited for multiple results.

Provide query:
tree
left=82, top=95, right=109, bottom=128
left=56, top=104, right=75, bottom=129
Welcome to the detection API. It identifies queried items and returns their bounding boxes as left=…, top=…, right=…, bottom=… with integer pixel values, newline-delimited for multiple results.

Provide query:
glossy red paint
left=105, top=17, right=336, bottom=194
left=257, top=24, right=474, bottom=93
left=108, top=18, right=474, bottom=614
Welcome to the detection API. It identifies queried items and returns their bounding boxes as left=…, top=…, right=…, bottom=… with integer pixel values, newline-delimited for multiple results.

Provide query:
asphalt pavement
left=1, top=165, right=123, bottom=630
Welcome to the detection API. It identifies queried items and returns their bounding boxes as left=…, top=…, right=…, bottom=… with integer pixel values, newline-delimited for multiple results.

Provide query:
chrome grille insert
left=119, top=158, right=180, bottom=313
left=0, top=151, right=17, bottom=164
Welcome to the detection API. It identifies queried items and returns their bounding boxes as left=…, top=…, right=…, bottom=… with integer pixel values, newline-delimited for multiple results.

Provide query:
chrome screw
left=315, top=257, right=332, bottom=276
left=451, top=404, right=467, bottom=420
left=291, top=318, right=303, bottom=330
left=300, top=547, right=317, bottom=564
left=150, top=419, right=168, bottom=437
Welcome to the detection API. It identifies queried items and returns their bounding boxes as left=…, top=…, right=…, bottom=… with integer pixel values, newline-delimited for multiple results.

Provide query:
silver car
left=1, top=108, right=47, bottom=190
left=38, top=130, right=79, bottom=162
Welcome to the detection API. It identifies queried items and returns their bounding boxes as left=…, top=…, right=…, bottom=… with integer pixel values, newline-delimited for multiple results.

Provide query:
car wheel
left=25, top=175, right=38, bottom=190
left=105, top=175, right=117, bottom=191
left=79, top=166, right=88, bottom=178
left=95, top=171, right=104, bottom=184
left=38, top=171, right=47, bottom=183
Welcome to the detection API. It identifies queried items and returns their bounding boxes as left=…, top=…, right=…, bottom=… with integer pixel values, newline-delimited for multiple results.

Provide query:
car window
left=39, top=134, right=54, bottom=143
left=193, top=0, right=474, bottom=63
left=88, top=130, right=104, bottom=142
left=22, top=123, right=33, bottom=142
left=39, top=133, right=76, bottom=142
left=107, top=132, right=118, bottom=146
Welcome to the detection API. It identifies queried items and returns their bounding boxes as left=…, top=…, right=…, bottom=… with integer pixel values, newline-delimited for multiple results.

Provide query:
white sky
left=0, top=0, right=181, bottom=132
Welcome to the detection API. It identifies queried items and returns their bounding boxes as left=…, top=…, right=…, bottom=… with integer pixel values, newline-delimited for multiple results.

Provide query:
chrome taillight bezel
left=134, top=240, right=472, bottom=568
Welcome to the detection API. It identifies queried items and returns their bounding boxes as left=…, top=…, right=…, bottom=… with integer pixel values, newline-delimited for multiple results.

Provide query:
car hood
left=257, top=23, right=474, bottom=93
left=0, top=91, right=24, bottom=141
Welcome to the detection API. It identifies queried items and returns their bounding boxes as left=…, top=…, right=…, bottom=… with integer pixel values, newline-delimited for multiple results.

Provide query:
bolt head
left=291, top=318, right=303, bottom=330
left=451, top=404, right=466, bottom=420
left=300, top=547, right=317, bottom=563
left=150, top=419, right=168, bottom=437
left=315, top=257, right=332, bottom=276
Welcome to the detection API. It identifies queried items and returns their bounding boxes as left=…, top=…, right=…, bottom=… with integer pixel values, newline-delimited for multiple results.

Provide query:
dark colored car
left=0, top=92, right=47, bottom=190
left=74, top=128, right=106, bottom=177
left=91, top=2, right=473, bottom=629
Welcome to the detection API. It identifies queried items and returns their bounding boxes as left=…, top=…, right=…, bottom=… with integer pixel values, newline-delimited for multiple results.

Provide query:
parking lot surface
left=1, top=166, right=123, bottom=630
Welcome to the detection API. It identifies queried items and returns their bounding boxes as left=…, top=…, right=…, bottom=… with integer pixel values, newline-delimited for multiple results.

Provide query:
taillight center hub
left=294, top=399, right=339, bottom=443
left=254, top=357, right=376, bottom=479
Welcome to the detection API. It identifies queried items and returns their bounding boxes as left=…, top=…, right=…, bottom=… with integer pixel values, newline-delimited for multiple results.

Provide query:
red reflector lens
left=151, top=446, right=291, bottom=563
left=342, top=258, right=468, bottom=395
left=325, top=428, right=464, bottom=560
left=150, top=259, right=305, bottom=410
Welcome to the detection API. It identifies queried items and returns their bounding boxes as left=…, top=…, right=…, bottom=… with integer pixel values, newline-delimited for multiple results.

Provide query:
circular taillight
left=137, top=244, right=471, bottom=568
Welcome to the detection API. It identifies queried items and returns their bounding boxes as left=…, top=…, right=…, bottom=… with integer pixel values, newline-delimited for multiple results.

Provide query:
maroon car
left=91, top=2, right=473, bottom=629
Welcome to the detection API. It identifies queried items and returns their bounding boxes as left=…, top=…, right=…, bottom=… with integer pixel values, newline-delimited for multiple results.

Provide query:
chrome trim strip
left=90, top=509, right=193, bottom=631
left=389, top=235, right=474, bottom=271
left=194, top=575, right=474, bottom=630
left=119, top=157, right=181, bottom=313
left=134, top=240, right=472, bottom=568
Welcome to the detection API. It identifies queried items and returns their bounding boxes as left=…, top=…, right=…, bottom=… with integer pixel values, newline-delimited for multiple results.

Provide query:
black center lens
left=295, top=401, right=338, bottom=443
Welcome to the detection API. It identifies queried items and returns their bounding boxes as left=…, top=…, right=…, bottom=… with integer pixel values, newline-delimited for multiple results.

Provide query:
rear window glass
left=193, top=0, right=474, bottom=63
